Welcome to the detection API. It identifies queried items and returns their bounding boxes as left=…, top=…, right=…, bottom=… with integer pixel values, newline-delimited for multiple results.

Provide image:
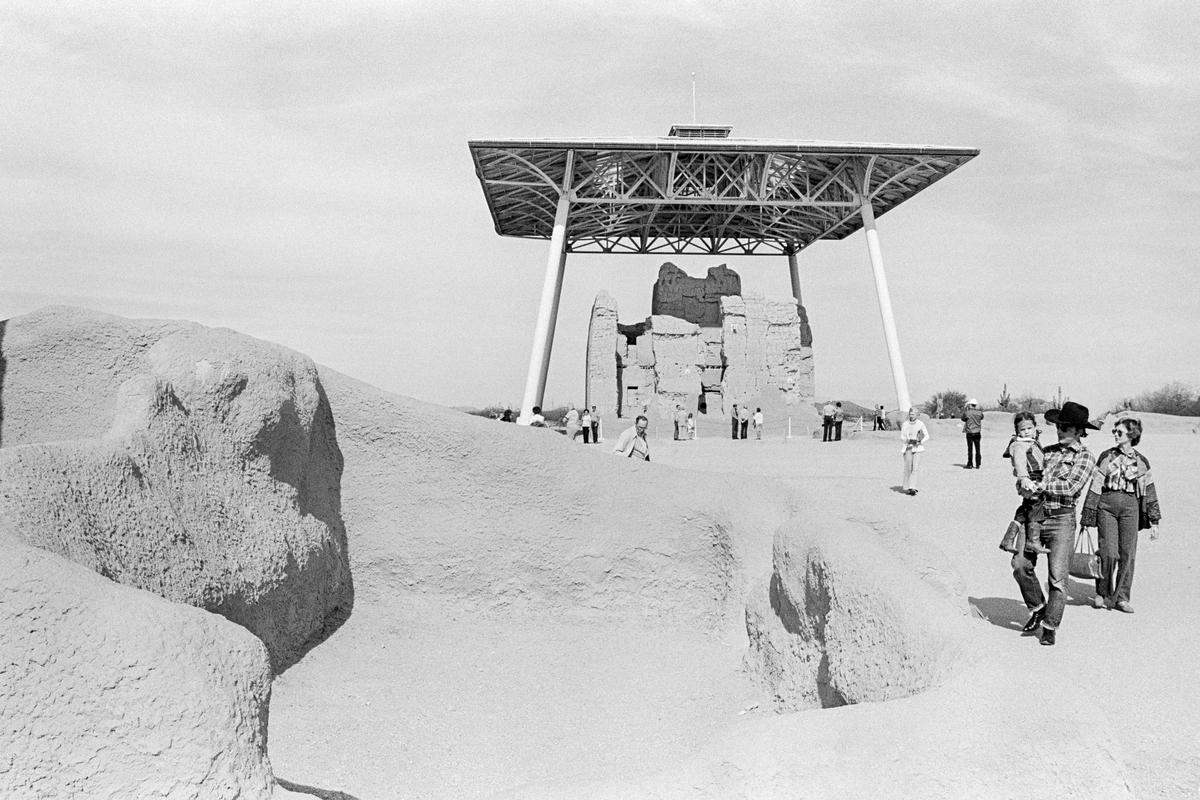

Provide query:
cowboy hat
left=1044, top=401, right=1101, bottom=430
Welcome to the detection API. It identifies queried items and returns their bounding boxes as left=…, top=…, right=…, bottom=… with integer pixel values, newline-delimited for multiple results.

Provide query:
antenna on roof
left=691, top=72, right=697, bottom=123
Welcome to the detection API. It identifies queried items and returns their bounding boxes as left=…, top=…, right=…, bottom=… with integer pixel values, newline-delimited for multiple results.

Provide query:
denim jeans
left=1011, top=509, right=1075, bottom=629
left=1095, top=490, right=1139, bottom=603
left=965, top=433, right=981, bottom=467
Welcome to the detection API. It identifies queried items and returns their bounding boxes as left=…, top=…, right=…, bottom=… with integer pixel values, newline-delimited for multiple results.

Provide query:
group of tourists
left=897, top=397, right=1164, bottom=647
left=673, top=405, right=697, bottom=440
left=999, top=402, right=1161, bottom=645
left=729, top=404, right=764, bottom=440
left=560, top=405, right=602, bottom=443
left=820, top=401, right=845, bottom=441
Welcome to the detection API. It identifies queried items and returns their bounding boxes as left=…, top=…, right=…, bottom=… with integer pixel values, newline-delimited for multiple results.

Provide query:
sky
left=3, top=1, right=1198, bottom=413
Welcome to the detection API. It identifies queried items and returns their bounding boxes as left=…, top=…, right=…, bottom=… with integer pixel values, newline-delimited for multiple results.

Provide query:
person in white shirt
left=753, top=408, right=764, bottom=440
left=613, top=415, right=650, bottom=461
left=899, top=407, right=929, bottom=496
left=580, top=408, right=593, bottom=443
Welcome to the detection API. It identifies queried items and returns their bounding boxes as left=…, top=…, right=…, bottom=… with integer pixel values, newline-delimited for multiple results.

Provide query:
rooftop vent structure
left=667, top=125, right=732, bottom=138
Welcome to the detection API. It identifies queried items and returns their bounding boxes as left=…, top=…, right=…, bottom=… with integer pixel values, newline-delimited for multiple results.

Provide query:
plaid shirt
left=1039, top=440, right=1097, bottom=512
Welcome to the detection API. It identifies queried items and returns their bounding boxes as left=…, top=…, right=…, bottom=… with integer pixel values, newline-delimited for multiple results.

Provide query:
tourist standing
left=731, top=404, right=740, bottom=440
left=1080, top=417, right=1161, bottom=613
left=589, top=406, right=601, bottom=443
left=821, top=401, right=835, bottom=442
left=613, top=415, right=650, bottom=461
left=962, top=398, right=984, bottom=469
left=738, top=404, right=750, bottom=439
left=686, top=412, right=696, bottom=440
left=874, top=405, right=886, bottom=431
left=581, top=407, right=593, bottom=443
left=754, top=408, right=764, bottom=440
left=674, top=405, right=688, bottom=441
left=900, top=407, right=929, bottom=496
left=833, top=402, right=845, bottom=441
left=1012, top=401, right=1099, bottom=646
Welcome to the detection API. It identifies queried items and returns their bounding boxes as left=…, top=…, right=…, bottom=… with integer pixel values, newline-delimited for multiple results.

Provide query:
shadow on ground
left=277, top=778, right=361, bottom=800
left=969, top=596, right=1031, bottom=631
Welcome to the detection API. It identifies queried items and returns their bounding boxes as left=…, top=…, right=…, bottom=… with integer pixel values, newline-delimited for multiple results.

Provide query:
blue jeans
left=1095, top=491, right=1139, bottom=603
left=1011, top=510, right=1075, bottom=630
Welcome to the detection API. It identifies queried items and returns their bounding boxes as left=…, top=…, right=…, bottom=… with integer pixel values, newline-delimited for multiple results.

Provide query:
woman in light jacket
left=899, top=407, right=929, bottom=496
left=1080, top=417, right=1161, bottom=613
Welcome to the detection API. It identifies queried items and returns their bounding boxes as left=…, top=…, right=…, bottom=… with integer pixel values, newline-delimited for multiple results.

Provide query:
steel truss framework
left=469, top=138, right=978, bottom=255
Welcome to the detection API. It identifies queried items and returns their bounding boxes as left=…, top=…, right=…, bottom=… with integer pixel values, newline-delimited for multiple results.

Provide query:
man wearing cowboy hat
left=1013, top=401, right=1099, bottom=646
left=961, top=398, right=984, bottom=469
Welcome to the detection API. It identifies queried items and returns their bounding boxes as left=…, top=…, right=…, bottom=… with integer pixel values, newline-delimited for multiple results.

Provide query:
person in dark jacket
left=1081, top=417, right=1161, bottom=613
left=961, top=398, right=984, bottom=468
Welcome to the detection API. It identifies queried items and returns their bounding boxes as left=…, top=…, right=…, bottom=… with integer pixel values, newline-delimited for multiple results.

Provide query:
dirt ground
left=269, top=416, right=1200, bottom=799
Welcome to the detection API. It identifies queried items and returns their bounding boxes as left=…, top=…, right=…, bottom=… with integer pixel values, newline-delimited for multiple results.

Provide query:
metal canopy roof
left=468, top=135, right=978, bottom=256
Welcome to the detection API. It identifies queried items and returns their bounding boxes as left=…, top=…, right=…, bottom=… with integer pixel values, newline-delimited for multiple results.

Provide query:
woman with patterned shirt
left=1081, top=417, right=1161, bottom=613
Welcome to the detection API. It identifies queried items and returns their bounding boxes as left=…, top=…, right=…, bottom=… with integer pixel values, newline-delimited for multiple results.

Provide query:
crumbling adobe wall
left=651, top=263, right=741, bottom=327
left=587, top=264, right=814, bottom=419
left=585, top=292, right=619, bottom=415
left=721, top=294, right=814, bottom=414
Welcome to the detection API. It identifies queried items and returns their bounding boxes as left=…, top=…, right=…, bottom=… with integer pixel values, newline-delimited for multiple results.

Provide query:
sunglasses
left=1112, top=430, right=1127, bottom=437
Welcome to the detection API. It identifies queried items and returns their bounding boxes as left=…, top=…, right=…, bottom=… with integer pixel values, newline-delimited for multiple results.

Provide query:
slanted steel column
left=536, top=247, right=568, bottom=406
left=518, top=190, right=571, bottom=424
left=786, top=249, right=803, bottom=306
left=859, top=196, right=912, bottom=413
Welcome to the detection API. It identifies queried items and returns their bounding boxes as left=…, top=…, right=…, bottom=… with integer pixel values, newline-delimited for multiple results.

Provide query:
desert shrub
left=1119, top=382, right=1200, bottom=416
left=1011, top=394, right=1052, bottom=414
left=922, top=390, right=968, bottom=419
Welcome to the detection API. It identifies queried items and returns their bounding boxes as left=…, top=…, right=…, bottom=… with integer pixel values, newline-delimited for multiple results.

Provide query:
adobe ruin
left=585, top=263, right=815, bottom=420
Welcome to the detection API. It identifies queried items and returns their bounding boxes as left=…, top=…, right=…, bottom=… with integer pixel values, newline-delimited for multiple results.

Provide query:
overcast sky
left=3, top=2, right=1197, bottom=412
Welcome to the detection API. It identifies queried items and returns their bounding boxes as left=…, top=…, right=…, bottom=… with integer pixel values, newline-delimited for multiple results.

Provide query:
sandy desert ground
left=268, top=395, right=1200, bottom=800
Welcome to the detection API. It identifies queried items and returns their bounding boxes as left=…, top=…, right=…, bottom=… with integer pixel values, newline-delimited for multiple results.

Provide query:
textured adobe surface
left=0, top=529, right=275, bottom=800
left=0, top=307, right=351, bottom=672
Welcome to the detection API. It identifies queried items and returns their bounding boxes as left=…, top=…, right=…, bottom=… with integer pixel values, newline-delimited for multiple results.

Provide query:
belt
left=1044, top=505, right=1075, bottom=517
left=1102, top=488, right=1136, bottom=496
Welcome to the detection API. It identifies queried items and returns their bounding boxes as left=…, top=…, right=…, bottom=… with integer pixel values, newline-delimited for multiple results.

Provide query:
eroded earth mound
left=0, top=527, right=275, bottom=799
left=0, top=307, right=351, bottom=672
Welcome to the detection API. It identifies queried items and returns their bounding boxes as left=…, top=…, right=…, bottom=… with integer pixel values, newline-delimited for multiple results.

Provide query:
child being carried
left=999, top=411, right=1050, bottom=554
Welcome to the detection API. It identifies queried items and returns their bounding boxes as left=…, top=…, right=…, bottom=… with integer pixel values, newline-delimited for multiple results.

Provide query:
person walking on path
left=731, top=404, right=740, bottom=440
left=962, top=398, right=984, bottom=468
left=899, top=407, right=929, bottom=496
left=1013, top=401, right=1099, bottom=646
left=833, top=402, right=845, bottom=441
left=821, top=401, right=836, bottom=442
left=874, top=405, right=886, bottom=431
left=738, top=404, right=750, bottom=439
left=753, top=408, right=764, bottom=440
left=1080, top=417, right=1161, bottom=613
left=612, top=415, right=650, bottom=461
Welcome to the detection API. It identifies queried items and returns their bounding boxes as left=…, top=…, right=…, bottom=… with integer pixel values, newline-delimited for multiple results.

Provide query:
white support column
left=786, top=249, right=803, bottom=306
left=860, top=197, right=912, bottom=413
left=536, top=247, right=568, bottom=406
left=518, top=191, right=571, bottom=424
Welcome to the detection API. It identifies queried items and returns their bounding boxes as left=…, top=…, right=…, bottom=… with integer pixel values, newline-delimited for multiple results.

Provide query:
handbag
left=1069, top=526, right=1102, bottom=580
